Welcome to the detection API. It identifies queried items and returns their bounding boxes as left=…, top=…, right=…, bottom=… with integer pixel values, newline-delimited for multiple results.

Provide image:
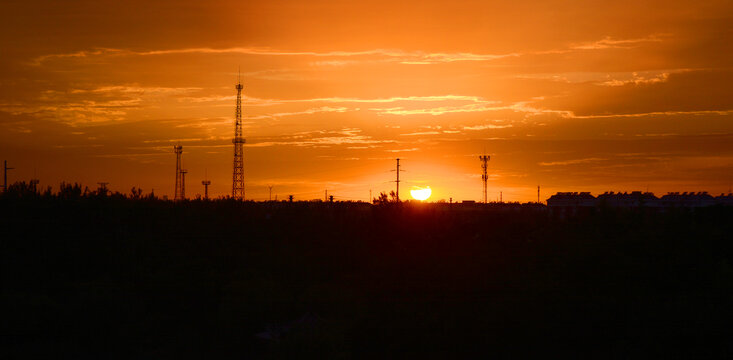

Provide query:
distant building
left=715, top=193, right=733, bottom=206
left=547, top=192, right=596, bottom=208
left=597, top=191, right=660, bottom=208
left=659, top=192, right=716, bottom=208
left=547, top=190, right=730, bottom=211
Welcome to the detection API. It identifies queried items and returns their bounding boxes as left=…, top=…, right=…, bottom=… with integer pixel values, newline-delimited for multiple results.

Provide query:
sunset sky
left=1, top=0, right=732, bottom=201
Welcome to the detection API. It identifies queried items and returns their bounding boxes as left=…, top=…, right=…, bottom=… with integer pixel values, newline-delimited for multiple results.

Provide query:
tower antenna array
left=201, top=169, right=211, bottom=200
left=479, top=154, right=490, bottom=204
left=232, top=72, right=246, bottom=200
left=180, top=169, right=188, bottom=200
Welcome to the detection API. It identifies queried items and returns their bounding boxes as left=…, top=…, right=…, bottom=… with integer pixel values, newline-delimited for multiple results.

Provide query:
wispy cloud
left=31, top=47, right=517, bottom=66
left=31, top=34, right=662, bottom=66
left=539, top=158, right=606, bottom=166
left=569, top=110, right=733, bottom=119
left=599, top=72, right=670, bottom=86
left=570, top=34, right=667, bottom=50
left=385, top=148, right=420, bottom=152
left=69, top=85, right=202, bottom=95
left=463, top=124, right=513, bottom=130
left=245, top=106, right=350, bottom=120
left=248, top=128, right=394, bottom=148
left=400, top=131, right=441, bottom=136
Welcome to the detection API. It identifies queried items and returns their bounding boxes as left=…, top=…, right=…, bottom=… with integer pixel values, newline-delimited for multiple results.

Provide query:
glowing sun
left=410, top=186, right=432, bottom=201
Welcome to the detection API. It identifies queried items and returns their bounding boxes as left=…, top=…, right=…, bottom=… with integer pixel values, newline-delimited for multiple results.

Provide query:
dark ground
left=2, top=196, right=733, bottom=358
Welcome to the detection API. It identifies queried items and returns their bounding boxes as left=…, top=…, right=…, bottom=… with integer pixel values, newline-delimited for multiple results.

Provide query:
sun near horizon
left=1, top=1, right=732, bottom=202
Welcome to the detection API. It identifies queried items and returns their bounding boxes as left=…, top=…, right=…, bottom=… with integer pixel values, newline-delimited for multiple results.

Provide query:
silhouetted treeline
left=2, top=192, right=733, bottom=358
left=1, top=181, right=157, bottom=201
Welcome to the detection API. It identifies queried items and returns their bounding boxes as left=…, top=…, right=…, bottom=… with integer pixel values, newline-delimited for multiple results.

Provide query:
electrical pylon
left=479, top=154, right=490, bottom=204
left=232, top=72, right=246, bottom=200
left=174, top=145, right=183, bottom=201
left=180, top=169, right=188, bottom=200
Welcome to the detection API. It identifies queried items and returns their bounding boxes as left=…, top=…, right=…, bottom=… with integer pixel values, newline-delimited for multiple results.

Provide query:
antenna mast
left=479, top=154, right=490, bottom=204
left=180, top=169, right=187, bottom=200
left=201, top=168, right=211, bottom=200
left=174, top=145, right=183, bottom=201
left=232, top=71, right=246, bottom=200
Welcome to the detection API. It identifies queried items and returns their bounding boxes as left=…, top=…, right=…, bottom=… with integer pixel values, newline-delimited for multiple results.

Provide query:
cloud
left=463, top=124, right=513, bottom=130
left=69, top=85, right=202, bottom=95
left=30, top=33, right=661, bottom=66
left=599, top=72, right=670, bottom=86
left=248, top=128, right=394, bottom=148
left=538, top=157, right=606, bottom=166
left=400, top=131, right=441, bottom=136
left=385, top=148, right=419, bottom=152
left=568, top=110, right=733, bottom=119
left=374, top=102, right=503, bottom=116
left=570, top=34, right=667, bottom=50
left=245, top=106, right=350, bottom=120
left=31, top=47, right=517, bottom=66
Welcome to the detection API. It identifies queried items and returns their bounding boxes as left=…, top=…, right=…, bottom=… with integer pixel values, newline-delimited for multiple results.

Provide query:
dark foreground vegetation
left=2, top=189, right=733, bottom=358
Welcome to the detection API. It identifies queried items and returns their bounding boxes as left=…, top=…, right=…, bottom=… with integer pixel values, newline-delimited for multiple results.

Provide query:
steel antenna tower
left=180, top=169, right=188, bottom=200
left=201, top=168, right=211, bottom=200
left=479, top=154, right=490, bottom=204
left=174, top=145, right=183, bottom=201
left=232, top=71, right=246, bottom=200
left=201, top=180, right=211, bottom=200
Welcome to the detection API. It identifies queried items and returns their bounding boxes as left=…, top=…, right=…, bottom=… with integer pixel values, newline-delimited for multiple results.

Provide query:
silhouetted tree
left=130, top=187, right=143, bottom=200
left=374, top=191, right=389, bottom=205
left=58, top=182, right=83, bottom=199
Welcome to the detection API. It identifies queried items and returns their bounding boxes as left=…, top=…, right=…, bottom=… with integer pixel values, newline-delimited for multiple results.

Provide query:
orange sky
left=1, top=0, right=732, bottom=201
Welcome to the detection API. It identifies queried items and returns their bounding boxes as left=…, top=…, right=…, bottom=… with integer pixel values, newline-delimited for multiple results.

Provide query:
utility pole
left=479, top=154, right=490, bottom=204
left=500, top=191, right=502, bottom=203
left=537, top=185, right=540, bottom=204
left=391, top=158, right=404, bottom=202
left=174, top=145, right=183, bottom=201
left=3, top=160, right=14, bottom=193
left=325, top=189, right=328, bottom=202
left=369, top=189, right=372, bottom=203
left=268, top=185, right=273, bottom=201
